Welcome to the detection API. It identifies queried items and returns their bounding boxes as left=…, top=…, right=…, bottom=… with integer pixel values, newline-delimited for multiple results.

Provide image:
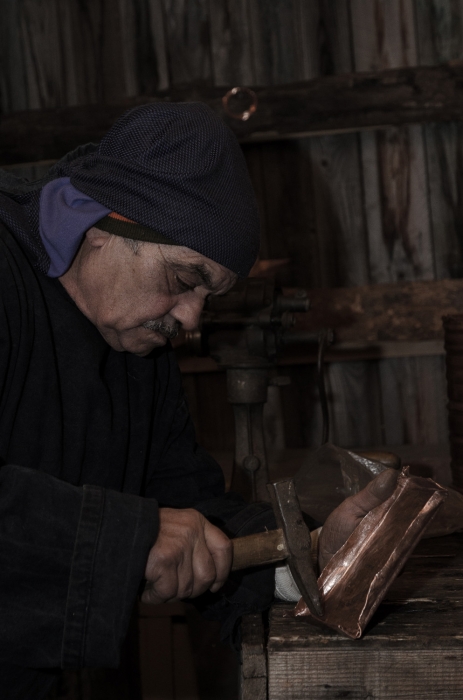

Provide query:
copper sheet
left=293, top=469, right=447, bottom=639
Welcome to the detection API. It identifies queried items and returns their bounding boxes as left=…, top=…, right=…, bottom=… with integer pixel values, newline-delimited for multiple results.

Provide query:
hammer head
left=268, top=479, right=323, bottom=617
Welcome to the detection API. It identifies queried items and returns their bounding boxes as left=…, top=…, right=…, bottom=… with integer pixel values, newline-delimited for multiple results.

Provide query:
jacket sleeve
left=144, top=362, right=277, bottom=645
left=0, top=463, right=157, bottom=669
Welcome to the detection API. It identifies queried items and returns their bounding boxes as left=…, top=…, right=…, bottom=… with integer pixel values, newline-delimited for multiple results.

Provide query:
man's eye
left=175, top=275, right=195, bottom=293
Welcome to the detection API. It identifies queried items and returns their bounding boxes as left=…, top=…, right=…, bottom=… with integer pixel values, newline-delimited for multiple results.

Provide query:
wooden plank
left=240, top=614, right=267, bottom=700
left=268, top=646, right=463, bottom=699
left=3, top=62, right=463, bottom=164
left=146, top=0, right=170, bottom=92
left=415, top=0, right=463, bottom=280
left=161, top=0, right=213, bottom=86
left=318, top=0, right=353, bottom=75
left=351, top=1, right=434, bottom=283
left=17, top=0, right=78, bottom=110
left=414, top=0, right=463, bottom=67
left=364, top=124, right=434, bottom=282
left=378, top=355, right=448, bottom=445
left=0, top=0, right=169, bottom=115
left=267, top=534, right=463, bottom=699
left=423, top=121, right=463, bottom=280
left=208, top=0, right=255, bottom=86
left=0, top=0, right=29, bottom=113
left=127, top=0, right=167, bottom=98
left=245, top=140, right=317, bottom=288
left=351, top=0, right=418, bottom=70
left=308, top=3, right=374, bottom=449
left=69, top=0, right=166, bottom=104
left=247, top=0, right=319, bottom=86
left=212, top=0, right=315, bottom=300
left=241, top=677, right=267, bottom=700
left=241, top=614, right=267, bottom=679
left=306, top=133, right=369, bottom=288
left=324, top=361, right=383, bottom=447
left=288, top=278, right=463, bottom=343
left=176, top=341, right=447, bottom=374
left=175, top=276, right=463, bottom=373
left=270, top=599, right=463, bottom=648
left=348, top=1, right=441, bottom=460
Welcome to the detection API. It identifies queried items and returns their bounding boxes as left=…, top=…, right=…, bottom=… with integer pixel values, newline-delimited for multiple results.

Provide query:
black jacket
left=0, top=170, right=275, bottom=699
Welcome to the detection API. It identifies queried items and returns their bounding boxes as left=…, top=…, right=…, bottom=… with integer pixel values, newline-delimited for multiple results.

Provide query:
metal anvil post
left=186, top=278, right=311, bottom=502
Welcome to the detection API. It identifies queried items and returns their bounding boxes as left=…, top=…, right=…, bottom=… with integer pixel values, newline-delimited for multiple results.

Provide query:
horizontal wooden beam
left=2, top=63, right=463, bottom=165
left=177, top=340, right=445, bottom=374
left=292, top=278, right=463, bottom=343
left=176, top=278, right=463, bottom=373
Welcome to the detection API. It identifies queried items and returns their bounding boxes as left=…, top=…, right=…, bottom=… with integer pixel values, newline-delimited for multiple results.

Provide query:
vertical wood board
left=379, top=355, right=449, bottom=445
left=350, top=0, right=442, bottom=451
left=306, top=133, right=370, bottom=288
left=351, top=0, right=434, bottom=284
left=246, top=0, right=319, bottom=86
left=324, top=361, right=384, bottom=447
left=146, top=0, right=170, bottom=92
left=415, top=0, right=463, bottom=279
left=208, top=0, right=255, bottom=86
left=424, top=122, right=463, bottom=279
left=318, top=0, right=354, bottom=75
left=161, top=0, right=213, bottom=86
left=350, top=0, right=418, bottom=70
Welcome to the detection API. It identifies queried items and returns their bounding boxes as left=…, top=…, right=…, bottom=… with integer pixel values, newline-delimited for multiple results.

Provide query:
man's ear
left=85, top=227, right=112, bottom=248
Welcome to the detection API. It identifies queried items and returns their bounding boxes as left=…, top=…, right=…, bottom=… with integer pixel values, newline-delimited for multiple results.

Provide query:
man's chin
left=126, top=335, right=168, bottom=356
left=100, top=329, right=168, bottom=355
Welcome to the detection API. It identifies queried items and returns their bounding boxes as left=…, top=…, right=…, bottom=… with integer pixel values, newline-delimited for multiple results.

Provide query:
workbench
left=240, top=533, right=463, bottom=700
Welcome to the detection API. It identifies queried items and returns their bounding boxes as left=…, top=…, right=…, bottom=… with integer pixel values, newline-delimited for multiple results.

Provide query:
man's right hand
left=142, top=507, right=233, bottom=605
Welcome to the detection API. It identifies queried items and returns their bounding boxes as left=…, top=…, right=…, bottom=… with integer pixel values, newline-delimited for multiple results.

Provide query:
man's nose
left=170, top=295, right=206, bottom=331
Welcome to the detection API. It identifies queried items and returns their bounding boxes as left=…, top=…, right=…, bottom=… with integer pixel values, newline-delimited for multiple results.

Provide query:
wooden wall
left=2, top=0, right=463, bottom=453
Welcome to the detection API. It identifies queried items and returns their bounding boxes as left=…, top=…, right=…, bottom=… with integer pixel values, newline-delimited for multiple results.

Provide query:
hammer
left=231, top=479, right=323, bottom=617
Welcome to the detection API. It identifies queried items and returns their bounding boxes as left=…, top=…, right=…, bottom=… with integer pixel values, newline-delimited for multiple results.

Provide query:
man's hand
left=318, top=468, right=399, bottom=572
left=142, top=507, right=232, bottom=605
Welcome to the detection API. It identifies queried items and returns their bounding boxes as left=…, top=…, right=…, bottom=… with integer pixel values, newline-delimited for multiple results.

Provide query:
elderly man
left=0, top=103, right=396, bottom=699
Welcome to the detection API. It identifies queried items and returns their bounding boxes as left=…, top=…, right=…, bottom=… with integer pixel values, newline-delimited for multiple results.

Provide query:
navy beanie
left=67, top=102, right=260, bottom=277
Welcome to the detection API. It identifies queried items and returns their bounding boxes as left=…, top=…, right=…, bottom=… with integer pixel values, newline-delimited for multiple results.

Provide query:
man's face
left=59, top=228, right=237, bottom=356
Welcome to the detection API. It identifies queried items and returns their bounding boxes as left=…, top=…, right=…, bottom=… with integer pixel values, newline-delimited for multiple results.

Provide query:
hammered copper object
left=293, top=469, right=447, bottom=639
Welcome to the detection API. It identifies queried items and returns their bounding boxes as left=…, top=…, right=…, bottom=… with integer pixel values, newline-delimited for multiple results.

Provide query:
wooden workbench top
left=266, top=534, right=463, bottom=699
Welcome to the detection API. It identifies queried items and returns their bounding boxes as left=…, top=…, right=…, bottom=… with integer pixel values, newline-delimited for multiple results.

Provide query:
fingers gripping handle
left=231, top=529, right=288, bottom=571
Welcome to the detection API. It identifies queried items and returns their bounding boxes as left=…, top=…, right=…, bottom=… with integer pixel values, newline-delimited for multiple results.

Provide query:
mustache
left=142, top=319, right=180, bottom=339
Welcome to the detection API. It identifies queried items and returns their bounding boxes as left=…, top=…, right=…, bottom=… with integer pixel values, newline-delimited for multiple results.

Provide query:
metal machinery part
left=185, top=278, right=327, bottom=502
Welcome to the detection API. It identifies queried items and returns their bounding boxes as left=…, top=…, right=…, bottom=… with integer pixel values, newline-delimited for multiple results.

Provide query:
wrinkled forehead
left=147, top=241, right=237, bottom=293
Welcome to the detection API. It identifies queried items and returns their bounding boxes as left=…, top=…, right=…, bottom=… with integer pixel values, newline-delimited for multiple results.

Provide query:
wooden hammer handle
left=231, top=528, right=288, bottom=571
